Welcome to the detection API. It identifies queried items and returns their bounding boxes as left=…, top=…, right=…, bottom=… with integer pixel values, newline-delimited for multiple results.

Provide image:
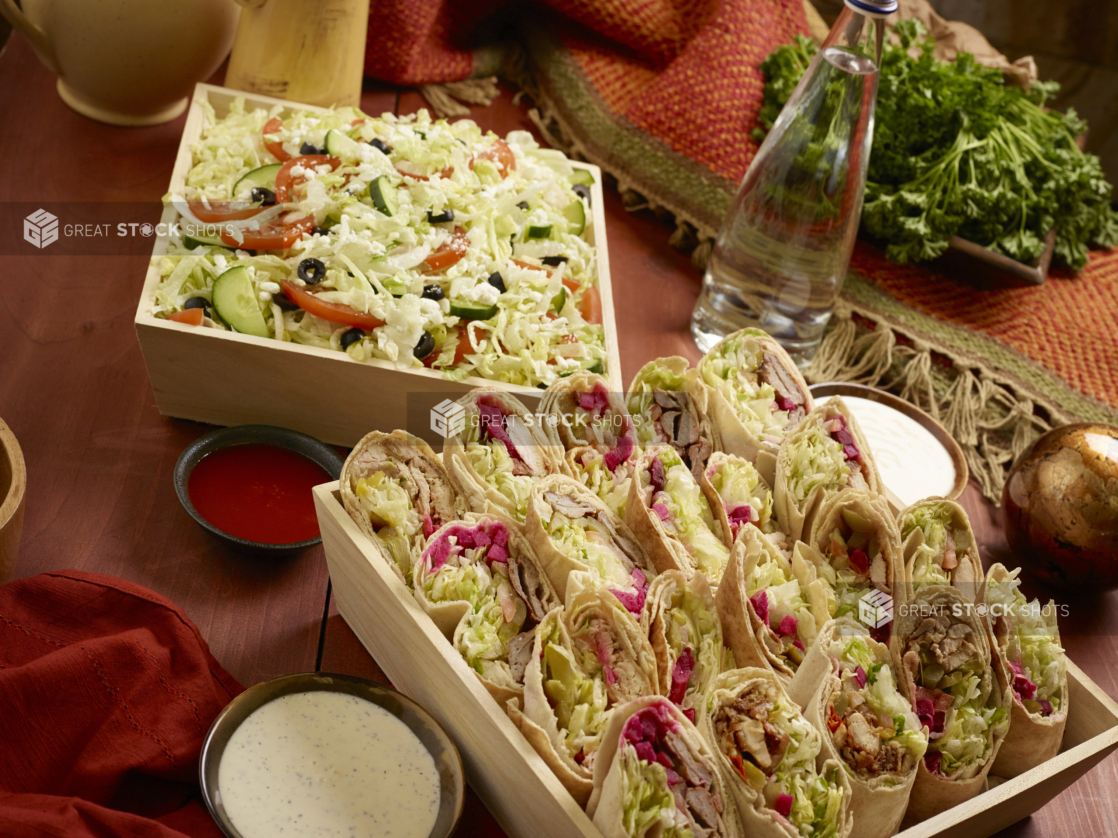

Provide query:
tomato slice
left=187, top=200, right=267, bottom=223
left=275, top=154, right=341, bottom=203
left=220, top=215, right=315, bottom=250
left=423, top=327, right=473, bottom=369
left=167, top=308, right=204, bottom=326
left=578, top=285, right=602, bottom=325
left=279, top=280, right=386, bottom=330
left=470, top=139, right=516, bottom=177
left=262, top=116, right=291, bottom=162
left=423, top=227, right=470, bottom=272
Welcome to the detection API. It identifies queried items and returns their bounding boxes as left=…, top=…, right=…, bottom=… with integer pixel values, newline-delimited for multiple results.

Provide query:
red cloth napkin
left=0, top=571, right=243, bottom=838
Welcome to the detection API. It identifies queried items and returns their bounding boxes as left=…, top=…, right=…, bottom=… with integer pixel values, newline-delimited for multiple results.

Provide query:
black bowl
left=198, top=672, right=465, bottom=838
left=174, top=424, right=344, bottom=554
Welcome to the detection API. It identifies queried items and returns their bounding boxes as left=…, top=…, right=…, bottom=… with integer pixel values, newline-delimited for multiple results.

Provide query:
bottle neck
left=823, top=6, right=886, bottom=68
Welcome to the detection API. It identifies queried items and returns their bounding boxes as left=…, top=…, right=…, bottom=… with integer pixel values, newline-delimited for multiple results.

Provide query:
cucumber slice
left=212, top=266, right=269, bottom=338
left=449, top=301, right=498, bottom=320
left=526, top=224, right=552, bottom=240
left=182, top=234, right=230, bottom=250
left=232, top=163, right=282, bottom=196
left=325, top=128, right=361, bottom=160
left=368, top=175, right=399, bottom=216
left=550, top=287, right=566, bottom=313
left=559, top=360, right=604, bottom=378
left=569, top=169, right=595, bottom=186
left=563, top=199, right=586, bottom=235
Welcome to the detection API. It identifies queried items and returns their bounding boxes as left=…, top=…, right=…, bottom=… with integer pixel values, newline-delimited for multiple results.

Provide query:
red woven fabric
left=0, top=571, right=243, bottom=838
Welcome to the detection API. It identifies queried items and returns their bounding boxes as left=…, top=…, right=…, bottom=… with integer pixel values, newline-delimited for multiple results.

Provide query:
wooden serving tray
left=134, top=83, right=622, bottom=449
left=312, top=480, right=1118, bottom=838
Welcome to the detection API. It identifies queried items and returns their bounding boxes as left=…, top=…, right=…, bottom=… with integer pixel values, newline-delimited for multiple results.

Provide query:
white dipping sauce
left=841, top=396, right=957, bottom=507
left=218, top=691, right=440, bottom=838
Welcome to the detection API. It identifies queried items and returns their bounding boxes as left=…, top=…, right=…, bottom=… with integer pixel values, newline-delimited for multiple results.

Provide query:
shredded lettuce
left=902, top=504, right=972, bottom=592
left=699, top=331, right=792, bottom=443
left=707, top=456, right=775, bottom=534
left=785, top=424, right=851, bottom=506
left=541, top=619, right=612, bottom=765
left=642, top=449, right=729, bottom=579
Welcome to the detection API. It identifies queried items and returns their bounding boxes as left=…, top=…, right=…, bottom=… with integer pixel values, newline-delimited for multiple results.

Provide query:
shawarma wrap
left=984, top=563, right=1068, bottom=777
left=565, top=588, right=660, bottom=706
left=412, top=514, right=560, bottom=705
left=526, top=475, right=657, bottom=614
left=807, top=490, right=905, bottom=644
left=540, top=371, right=639, bottom=467
left=341, top=430, right=463, bottom=586
left=715, top=526, right=829, bottom=681
left=697, top=668, right=853, bottom=838
left=774, top=397, right=882, bottom=542
left=787, top=619, right=928, bottom=838
left=442, top=389, right=566, bottom=523
left=700, top=452, right=795, bottom=557
left=898, top=497, right=984, bottom=603
left=694, top=329, right=814, bottom=487
left=890, top=587, right=1011, bottom=826
left=625, top=446, right=731, bottom=581
left=642, top=571, right=734, bottom=713
left=588, top=696, right=743, bottom=838
left=626, top=356, right=719, bottom=480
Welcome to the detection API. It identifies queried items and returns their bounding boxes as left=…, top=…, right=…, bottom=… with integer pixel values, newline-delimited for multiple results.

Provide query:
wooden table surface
left=1, top=33, right=1116, bottom=838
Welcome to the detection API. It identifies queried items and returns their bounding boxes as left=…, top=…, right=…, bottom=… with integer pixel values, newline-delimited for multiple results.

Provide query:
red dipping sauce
left=187, top=443, right=331, bottom=544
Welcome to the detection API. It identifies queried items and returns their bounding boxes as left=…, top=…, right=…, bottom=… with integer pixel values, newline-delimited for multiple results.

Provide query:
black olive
left=541, top=255, right=569, bottom=267
left=516, top=201, right=529, bottom=210
left=536, top=382, right=548, bottom=390
left=427, top=209, right=455, bottom=224
left=487, top=272, right=506, bottom=293
left=297, top=257, right=327, bottom=285
left=312, top=226, right=331, bottom=237
left=368, top=138, right=392, bottom=155
left=183, top=296, right=210, bottom=314
left=414, top=330, right=436, bottom=359
left=421, top=284, right=445, bottom=301
left=572, top=184, right=591, bottom=205
left=340, top=328, right=364, bottom=350
left=300, top=141, right=323, bottom=155
left=250, top=186, right=276, bottom=206
left=274, top=293, right=299, bottom=311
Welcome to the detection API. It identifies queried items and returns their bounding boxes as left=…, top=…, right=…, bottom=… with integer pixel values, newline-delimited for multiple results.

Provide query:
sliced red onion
left=774, top=793, right=793, bottom=818
left=477, top=397, right=524, bottom=464
left=778, top=614, right=798, bottom=638
left=792, top=640, right=804, bottom=651
left=603, top=430, right=634, bottom=471
left=422, top=514, right=435, bottom=538
left=683, top=707, right=696, bottom=723
left=849, top=549, right=869, bottom=573
left=652, top=503, right=671, bottom=522
left=750, top=590, right=769, bottom=625
left=668, top=647, right=694, bottom=704
left=649, top=456, right=666, bottom=495
left=775, top=394, right=797, bottom=413
left=1039, top=699, right=1054, bottom=715
left=924, top=752, right=942, bottom=775
left=853, top=666, right=867, bottom=688
left=932, top=710, right=945, bottom=734
left=915, top=698, right=935, bottom=730
left=634, top=741, right=657, bottom=764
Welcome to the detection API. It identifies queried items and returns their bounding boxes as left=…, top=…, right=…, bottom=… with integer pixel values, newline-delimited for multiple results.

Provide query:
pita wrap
left=641, top=571, right=734, bottom=711
left=806, top=490, right=905, bottom=645
left=697, top=668, right=853, bottom=838
left=890, top=587, right=1011, bottom=826
left=412, top=514, right=560, bottom=706
left=700, top=452, right=780, bottom=546
left=694, top=328, right=814, bottom=487
left=625, top=446, right=731, bottom=581
left=525, top=474, right=656, bottom=612
left=588, top=696, right=744, bottom=838
left=564, top=444, right=639, bottom=520
left=626, top=356, right=720, bottom=480
left=540, top=371, right=639, bottom=464
left=787, top=619, right=928, bottom=838
left=983, top=563, right=1068, bottom=777
left=565, top=588, right=660, bottom=705
left=898, top=497, right=984, bottom=603
left=774, top=397, right=883, bottom=543
left=442, top=389, right=566, bottom=523
left=340, top=429, right=463, bottom=586
left=715, top=527, right=829, bottom=682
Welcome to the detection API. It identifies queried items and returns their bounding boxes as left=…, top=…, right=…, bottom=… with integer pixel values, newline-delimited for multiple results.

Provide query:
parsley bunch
left=756, top=21, right=1118, bottom=270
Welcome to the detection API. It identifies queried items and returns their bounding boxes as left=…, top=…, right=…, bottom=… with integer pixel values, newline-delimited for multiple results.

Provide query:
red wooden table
left=1, top=33, right=1115, bottom=838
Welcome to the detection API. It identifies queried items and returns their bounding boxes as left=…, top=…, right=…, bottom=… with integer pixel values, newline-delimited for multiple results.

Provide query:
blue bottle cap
left=844, top=0, right=899, bottom=15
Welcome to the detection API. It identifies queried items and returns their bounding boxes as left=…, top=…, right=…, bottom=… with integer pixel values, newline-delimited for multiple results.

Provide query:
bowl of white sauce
left=199, top=673, right=465, bottom=838
left=809, top=382, right=968, bottom=508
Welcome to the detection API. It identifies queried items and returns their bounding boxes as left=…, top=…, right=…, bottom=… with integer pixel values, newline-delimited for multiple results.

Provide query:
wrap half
left=341, top=429, right=463, bottom=586
left=807, top=490, right=905, bottom=644
left=890, top=587, right=1011, bottom=825
left=695, top=328, right=814, bottom=487
left=625, top=446, right=731, bottom=581
left=787, top=619, right=928, bottom=838
left=984, top=563, right=1068, bottom=777
left=540, top=371, right=638, bottom=468
left=774, top=397, right=882, bottom=542
left=565, top=587, right=660, bottom=706
left=698, top=668, right=853, bottom=838
left=700, top=452, right=792, bottom=554
left=412, top=515, right=559, bottom=705
left=715, top=526, right=829, bottom=681
left=588, top=696, right=743, bottom=838
left=898, top=497, right=984, bottom=602
left=443, top=389, right=566, bottom=523
left=526, top=474, right=657, bottom=613
left=565, top=444, right=639, bottom=520
left=626, top=356, right=719, bottom=480
left=642, top=570, right=734, bottom=713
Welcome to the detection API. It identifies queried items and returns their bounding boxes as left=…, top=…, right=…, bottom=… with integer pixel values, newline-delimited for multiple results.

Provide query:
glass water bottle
left=691, top=0, right=895, bottom=366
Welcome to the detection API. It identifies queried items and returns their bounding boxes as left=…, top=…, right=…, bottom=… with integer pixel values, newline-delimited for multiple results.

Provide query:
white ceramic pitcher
left=0, top=0, right=241, bottom=125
